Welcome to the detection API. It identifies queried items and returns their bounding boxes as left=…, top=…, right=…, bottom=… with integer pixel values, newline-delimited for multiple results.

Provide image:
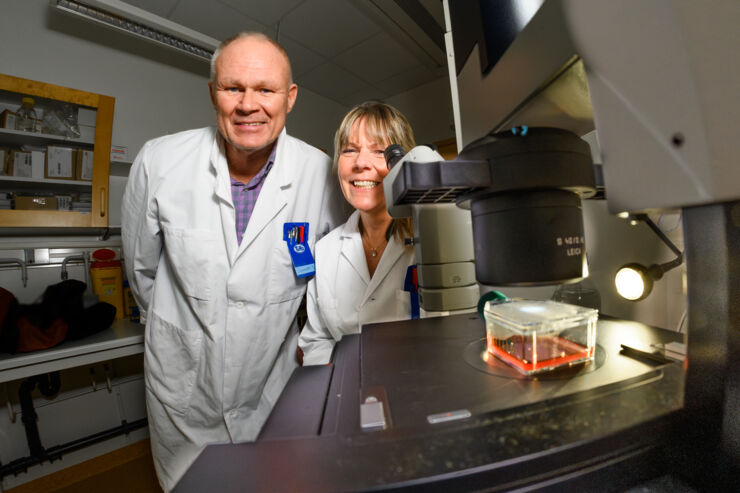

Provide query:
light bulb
left=615, top=264, right=650, bottom=301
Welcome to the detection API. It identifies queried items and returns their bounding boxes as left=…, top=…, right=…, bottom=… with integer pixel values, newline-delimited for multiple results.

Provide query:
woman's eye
left=342, top=148, right=356, bottom=154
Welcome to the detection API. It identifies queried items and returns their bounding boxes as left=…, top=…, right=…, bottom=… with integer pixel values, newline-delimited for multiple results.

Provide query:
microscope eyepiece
left=384, top=144, right=406, bottom=169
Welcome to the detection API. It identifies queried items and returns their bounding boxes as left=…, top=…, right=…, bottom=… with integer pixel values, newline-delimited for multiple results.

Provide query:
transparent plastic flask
left=15, top=97, right=38, bottom=132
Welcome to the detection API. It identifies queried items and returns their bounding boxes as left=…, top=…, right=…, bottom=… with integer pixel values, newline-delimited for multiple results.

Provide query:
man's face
left=209, top=37, right=297, bottom=156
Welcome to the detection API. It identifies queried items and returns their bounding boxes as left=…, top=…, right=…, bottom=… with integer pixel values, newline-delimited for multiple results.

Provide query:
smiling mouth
left=352, top=180, right=380, bottom=189
left=236, top=122, right=265, bottom=127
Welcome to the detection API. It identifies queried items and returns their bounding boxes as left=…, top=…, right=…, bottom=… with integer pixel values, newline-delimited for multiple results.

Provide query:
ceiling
left=119, top=0, right=449, bottom=107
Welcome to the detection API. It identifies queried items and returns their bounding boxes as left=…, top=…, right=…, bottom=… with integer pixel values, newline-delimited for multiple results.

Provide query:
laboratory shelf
left=0, top=175, right=93, bottom=192
left=0, top=127, right=94, bottom=147
left=0, top=319, right=144, bottom=384
left=0, top=73, right=114, bottom=228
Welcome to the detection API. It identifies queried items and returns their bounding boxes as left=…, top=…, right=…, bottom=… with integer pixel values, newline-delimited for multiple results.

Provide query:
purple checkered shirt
left=231, top=145, right=276, bottom=245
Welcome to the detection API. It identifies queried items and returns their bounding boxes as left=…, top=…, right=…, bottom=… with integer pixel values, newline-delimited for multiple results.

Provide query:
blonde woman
left=299, top=102, right=417, bottom=365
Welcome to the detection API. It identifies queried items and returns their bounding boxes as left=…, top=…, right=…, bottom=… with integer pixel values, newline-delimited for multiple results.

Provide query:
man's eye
left=260, top=88, right=272, bottom=94
left=226, top=87, right=240, bottom=93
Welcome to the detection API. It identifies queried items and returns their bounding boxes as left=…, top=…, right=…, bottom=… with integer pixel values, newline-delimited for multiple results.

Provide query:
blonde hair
left=333, top=101, right=415, bottom=244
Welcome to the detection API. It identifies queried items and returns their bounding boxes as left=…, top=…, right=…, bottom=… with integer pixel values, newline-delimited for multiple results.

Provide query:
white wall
left=386, top=76, right=456, bottom=145
left=0, top=0, right=347, bottom=161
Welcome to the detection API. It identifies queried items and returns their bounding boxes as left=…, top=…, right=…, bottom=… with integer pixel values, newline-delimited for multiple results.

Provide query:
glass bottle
left=15, top=97, right=38, bottom=132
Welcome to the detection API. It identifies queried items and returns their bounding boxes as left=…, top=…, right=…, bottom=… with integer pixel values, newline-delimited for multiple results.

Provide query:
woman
left=299, top=102, right=417, bottom=365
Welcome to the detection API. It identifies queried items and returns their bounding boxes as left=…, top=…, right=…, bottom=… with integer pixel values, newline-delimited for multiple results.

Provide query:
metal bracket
left=4, top=383, right=16, bottom=423
left=103, top=363, right=112, bottom=392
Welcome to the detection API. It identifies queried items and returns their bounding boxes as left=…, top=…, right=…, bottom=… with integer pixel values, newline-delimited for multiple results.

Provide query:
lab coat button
left=235, top=301, right=244, bottom=308
left=355, top=305, right=361, bottom=312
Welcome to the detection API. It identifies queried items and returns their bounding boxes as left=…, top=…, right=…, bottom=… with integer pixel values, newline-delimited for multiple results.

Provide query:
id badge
left=283, top=222, right=316, bottom=278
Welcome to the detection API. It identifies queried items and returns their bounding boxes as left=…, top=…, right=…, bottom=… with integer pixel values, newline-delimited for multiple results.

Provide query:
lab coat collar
left=362, top=228, right=405, bottom=305
left=339, top=210, right=406, bottom=305
left=339, top=211, right=370, bottom=285
left=211, top=128, right=290, bottom=264
left=211, top=130, right=238, bottom=265
left=237, top=128, right=290, bottom=256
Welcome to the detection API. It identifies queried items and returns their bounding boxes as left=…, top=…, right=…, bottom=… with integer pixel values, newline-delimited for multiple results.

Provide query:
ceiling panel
left=335, top=85, right=392, bottom=108
left=332, top=31, right=419, bottom=85
left=115, top=0, right=448, bottom=107
left=419, top=0, right=446, bottom=27
left=279, top=35, right=326, bottom=79
left=297, top=61, right=369, bottom=101
left=374, top=63, right=438, bottom=96
left=169, top=0, right=267, bottom=41
left=218, top=0, right=305, bottom=27
left=279, top=0, right=382, bottom=59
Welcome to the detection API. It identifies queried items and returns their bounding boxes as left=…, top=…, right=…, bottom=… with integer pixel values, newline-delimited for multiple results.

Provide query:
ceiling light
left=52, top=0, right=218, bottom=61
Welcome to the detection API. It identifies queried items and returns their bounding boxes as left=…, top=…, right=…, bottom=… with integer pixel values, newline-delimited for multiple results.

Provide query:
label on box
left=76, top=149, right=94, bottom=181
left=10, top=151, right=32, bottom=177
left=56, top=194, right=73, bottom=211
left=46, top=146, right=75, bottom=179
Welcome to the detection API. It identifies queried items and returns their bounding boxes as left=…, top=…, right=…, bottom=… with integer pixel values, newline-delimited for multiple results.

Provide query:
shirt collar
left=228, top=138, right=279, bottom=188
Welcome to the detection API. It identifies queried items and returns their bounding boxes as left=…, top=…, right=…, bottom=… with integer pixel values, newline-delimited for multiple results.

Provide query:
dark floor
left=7, top=440, right=161, bottom=493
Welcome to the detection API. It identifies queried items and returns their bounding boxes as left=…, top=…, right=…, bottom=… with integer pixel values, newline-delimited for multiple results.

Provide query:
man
left=121, top=32, right=347, bottom=491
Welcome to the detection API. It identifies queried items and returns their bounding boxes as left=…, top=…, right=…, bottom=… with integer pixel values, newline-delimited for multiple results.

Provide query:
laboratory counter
left=175, top=314, right=687, bottom=492
left=0, top=319, right=145, bottom=384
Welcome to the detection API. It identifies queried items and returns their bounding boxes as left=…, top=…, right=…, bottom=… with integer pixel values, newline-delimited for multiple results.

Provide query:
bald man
left=122, top=32, right=347, bottom=491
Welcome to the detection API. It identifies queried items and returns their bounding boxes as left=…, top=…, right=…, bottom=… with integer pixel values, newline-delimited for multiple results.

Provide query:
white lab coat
left=299, top=210, right=416, bottom=365
left=121, top=126, right=346, bottom=491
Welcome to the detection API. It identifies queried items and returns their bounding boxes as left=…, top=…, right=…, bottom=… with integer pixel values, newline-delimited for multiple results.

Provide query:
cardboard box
left=75, top=149, right=94, bottom=181
left=8, top=150, right=32, bottom=177
left=14, top=195, right=58, bottom=210
left=31, top=150, right=45, bottom=179
left=1, top=110, right=16, bottom=129
left=0, top=148, right=7, bottom=175
left=45, top=145, right=76, bottom=180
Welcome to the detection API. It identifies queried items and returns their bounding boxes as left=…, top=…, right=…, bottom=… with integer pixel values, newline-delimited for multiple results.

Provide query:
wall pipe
left=0, top=258, right=27, bottom=287
left=0, top=371, right=148, bottom=479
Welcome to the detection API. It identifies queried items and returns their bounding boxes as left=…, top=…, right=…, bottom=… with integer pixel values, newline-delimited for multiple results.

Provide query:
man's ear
left=208, top=82, right=217, bottom=109
left=286, top=83, right=298, bottom=113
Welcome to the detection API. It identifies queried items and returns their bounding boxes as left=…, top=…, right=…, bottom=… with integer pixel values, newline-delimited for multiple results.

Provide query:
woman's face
left=337, top=118, right=390, bottom=215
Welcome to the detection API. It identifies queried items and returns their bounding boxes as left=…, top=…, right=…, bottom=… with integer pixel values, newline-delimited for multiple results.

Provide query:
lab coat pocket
left=395, top=289, right=412, bottom=320
left=163, top=227, right=214, bottom=300
left=268, top=246, right=305, bottom=304
left=145, top=312, right=202, bottom=415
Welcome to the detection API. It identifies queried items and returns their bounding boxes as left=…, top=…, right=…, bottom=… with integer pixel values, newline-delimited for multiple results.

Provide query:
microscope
left=174, top=2, right=739, bottom=491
